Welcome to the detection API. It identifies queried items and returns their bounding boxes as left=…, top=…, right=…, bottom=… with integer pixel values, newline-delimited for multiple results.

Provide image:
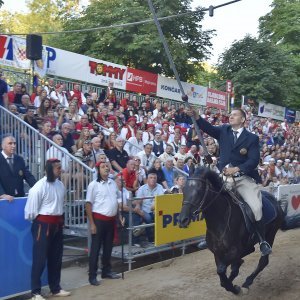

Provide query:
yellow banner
left=154, top=194, right=206, bottom=246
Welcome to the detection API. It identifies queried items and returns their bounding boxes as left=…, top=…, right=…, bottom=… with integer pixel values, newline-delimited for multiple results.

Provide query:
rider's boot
left=255, top=220, right=272, bottom=256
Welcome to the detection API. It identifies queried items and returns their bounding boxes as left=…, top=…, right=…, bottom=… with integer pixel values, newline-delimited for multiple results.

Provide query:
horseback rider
left=187, top=107, right=272, bottom=256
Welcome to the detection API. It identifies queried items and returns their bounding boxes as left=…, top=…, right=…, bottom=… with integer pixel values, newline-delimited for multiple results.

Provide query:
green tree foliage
left=259, top=0, right=300, bottom=74
left=217, top=36, right=300, bottom=109
left=0, top=0, right=80, bottom=44
left=50, top=0, right=214, bottom=81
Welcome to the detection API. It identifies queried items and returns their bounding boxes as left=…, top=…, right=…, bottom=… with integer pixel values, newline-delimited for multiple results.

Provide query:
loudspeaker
left=26, top=34, right=42, bottom=60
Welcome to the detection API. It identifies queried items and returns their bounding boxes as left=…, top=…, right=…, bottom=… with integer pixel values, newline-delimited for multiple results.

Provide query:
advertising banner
left=156, top=75, right=207, bottom=105
left=125, top=67, right=157, bottom=94
left=258, top=101, right=285, bottom=121
left=206, top=88, right=227, bottom=110
left=0, top=198, right=47, bottom=299
left=285, top=108, right=296, bottom=123
left=45, top=46, right=127, bottom=89
left=0, top=35, right=31, bottom=70
left=154, top=194, right=206, bottom=246
left=277, top=184, right=300, bottom=230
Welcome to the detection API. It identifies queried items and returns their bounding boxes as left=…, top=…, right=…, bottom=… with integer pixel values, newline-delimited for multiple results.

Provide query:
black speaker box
left=26, top=34, right=42, bottom=60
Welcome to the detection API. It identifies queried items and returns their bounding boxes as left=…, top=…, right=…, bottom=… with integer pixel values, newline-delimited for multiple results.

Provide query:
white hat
left=277, top=159, right=283, bottom=163
left=284, top=159, right=290, bottom=163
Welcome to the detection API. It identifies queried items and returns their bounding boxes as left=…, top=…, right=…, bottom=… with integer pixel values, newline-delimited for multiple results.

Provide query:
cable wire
left=2, top=0, right=241, bottom=36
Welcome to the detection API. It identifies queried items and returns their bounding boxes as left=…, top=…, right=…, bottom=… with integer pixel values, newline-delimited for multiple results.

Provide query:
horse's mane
left=193, top=167, right=223, bottom=191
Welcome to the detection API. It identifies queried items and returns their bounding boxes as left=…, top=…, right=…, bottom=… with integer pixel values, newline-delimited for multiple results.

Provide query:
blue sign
left=0, top=198, right=47, bottom=299
left=285, top=108, right=296, bottom=123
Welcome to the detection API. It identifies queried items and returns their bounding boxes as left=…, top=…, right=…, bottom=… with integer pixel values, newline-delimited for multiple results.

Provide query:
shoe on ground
left=89, top=278, right=101, bottom=286
left=101, top=271, right=121, bottom=279
left=51, top=289, right=71, bottom=297
left=31, top=295, right=46, bottom=300
left=197, top=240, right=207, bottom=250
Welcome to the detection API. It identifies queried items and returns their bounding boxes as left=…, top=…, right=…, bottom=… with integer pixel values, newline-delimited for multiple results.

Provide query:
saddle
left=230, top=190, right=278, bottom=234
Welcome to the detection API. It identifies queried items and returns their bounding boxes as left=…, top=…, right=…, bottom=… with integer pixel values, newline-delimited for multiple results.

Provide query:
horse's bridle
left=183, top=177, right=226, bottom=217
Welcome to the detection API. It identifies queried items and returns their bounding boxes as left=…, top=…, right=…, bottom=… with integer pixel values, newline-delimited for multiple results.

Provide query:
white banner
left=156, top=75, right=207, bottom=105
left=0, top=35, right=128, bottom=89
left=0, top=35, right=31, bottom=69
left=277, top=184, right=300, bottom=230
left=45, top=46, right=127, bottom=89
left=258, top=101, right=285, bottom=121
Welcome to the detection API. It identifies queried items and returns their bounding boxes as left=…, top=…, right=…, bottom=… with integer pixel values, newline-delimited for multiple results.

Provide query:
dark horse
left=179, top=168, right=284, bottom=295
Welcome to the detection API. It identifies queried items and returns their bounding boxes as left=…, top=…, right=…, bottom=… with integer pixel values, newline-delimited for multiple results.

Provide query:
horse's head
left=179, top=168, right=222, bottom=228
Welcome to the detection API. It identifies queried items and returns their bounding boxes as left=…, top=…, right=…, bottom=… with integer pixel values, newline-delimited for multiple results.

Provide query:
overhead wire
left=2, top=0, right=241, bottom=36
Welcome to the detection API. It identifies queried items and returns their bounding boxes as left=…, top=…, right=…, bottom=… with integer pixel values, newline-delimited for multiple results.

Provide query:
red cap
left=162, top=121, right=169, bottom=126
left=108, top=116, right=116, bottom=122
left=174, top=125, right=181, bottom=130
left=95, top=161, right=105, bottom=168
left=127, top=117, right=136, bottom=123
left=147, top=124, right=155, bottom=129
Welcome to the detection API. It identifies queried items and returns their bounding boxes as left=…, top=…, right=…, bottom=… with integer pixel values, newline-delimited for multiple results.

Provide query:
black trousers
left=88, top=219, right=114, bottom=280
left=31, top=220, right=63, bottom=295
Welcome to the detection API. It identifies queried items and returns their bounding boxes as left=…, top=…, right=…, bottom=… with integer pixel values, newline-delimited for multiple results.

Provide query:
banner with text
left=206, top=88, right=227, bottom=110
left=277, top=184, right=300, bottom=230
left=0, top=35, right=31, bottom=70
left=156, top=75, right=207, bottom=105
left=154, top=194, right=206, bottom=246
left=45, top=47, right=127, bottom=89
left=0, top=198, right=47, bottom=299
left=125, top=67, right=157, bottom=94
left=258, top=101, right=285, bottom=121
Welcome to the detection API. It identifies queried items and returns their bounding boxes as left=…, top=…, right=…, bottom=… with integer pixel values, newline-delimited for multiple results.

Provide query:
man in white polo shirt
left=85, top=162, right=121, bottom=286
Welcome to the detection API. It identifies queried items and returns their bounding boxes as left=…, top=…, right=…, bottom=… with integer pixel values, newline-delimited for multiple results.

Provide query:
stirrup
left=259, top=241, right=272, bottom=256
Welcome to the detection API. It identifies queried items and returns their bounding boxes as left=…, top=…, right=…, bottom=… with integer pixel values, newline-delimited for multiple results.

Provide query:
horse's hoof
left=233, top=285, right=241, bottom=295
left=241, top=287, right=249, bottom=295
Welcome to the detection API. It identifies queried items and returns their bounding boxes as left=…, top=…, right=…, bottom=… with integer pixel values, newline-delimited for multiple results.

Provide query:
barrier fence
left=0, top=106, right=94, bottom=236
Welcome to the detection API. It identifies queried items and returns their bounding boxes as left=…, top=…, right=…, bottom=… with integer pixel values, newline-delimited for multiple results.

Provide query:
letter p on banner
left=154, top=194, right=206, bottom=246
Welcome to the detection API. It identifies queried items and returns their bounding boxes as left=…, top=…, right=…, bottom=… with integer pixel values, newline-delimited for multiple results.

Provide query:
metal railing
left=0, top=67, right=31, bottom=92
left=0, top=106, right=95, bottom=235
left=114, top=195, right=203, bottom=271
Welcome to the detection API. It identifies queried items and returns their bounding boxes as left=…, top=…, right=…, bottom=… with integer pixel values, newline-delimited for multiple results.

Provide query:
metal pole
left=146, top=0, right=212, bottom=164
left=120, top=172, right=125, bottom=279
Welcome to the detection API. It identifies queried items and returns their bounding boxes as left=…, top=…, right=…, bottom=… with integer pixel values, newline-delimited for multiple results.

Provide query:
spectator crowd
left=1, top=77, right=300, bottom=244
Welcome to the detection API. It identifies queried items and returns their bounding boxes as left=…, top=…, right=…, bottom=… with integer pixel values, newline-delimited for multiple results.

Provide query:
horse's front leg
left=215, top=256, right=241, bottom=295
left=242, top=255, right=269, bottom=289
left=229, top=258, right=244, bottom=282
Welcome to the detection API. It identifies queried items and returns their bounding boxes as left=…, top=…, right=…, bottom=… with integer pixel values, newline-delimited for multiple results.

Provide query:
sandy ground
left=68, top=228, right=300, bottom=300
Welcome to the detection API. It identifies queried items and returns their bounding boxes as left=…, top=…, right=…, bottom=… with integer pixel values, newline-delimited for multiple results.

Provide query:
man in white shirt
left=85, top=162, right=121, bottom=286
left=137, top=143, right=156, bottom=172
left=135, top=173, right=164, bottom=243
left=124, top=130, right=144, bottom=157
left=24, top=159, right=70, bottom=300
left=50, top=84, right=68, bottom=108
left=159, top=144, right=174, bottom=164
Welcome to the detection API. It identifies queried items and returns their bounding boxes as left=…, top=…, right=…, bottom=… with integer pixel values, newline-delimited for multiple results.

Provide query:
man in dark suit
left=188, top=107, right=271, bottom=256
left=0, top=135, right=36, bottom=201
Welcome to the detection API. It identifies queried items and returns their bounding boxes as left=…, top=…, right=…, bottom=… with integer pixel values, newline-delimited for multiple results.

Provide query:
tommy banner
left=154, top=194, right=206, bottom=246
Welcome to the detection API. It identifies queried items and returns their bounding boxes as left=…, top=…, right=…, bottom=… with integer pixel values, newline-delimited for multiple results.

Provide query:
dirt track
left=70, top=228, right=300, bottom=300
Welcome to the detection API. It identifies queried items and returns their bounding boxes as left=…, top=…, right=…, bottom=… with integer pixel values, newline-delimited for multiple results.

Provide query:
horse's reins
left=183, top=177, right=226, bottom=216
left=184, top=176, right=234, bottom=241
